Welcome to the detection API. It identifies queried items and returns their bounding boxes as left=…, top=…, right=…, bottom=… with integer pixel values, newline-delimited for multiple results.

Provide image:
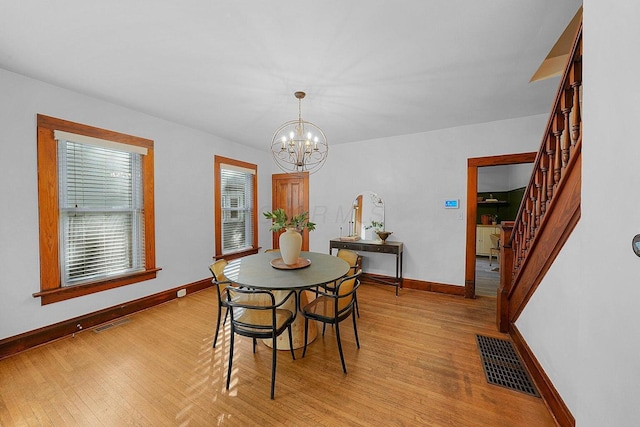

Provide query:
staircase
left=496, top=22, right=582, bottom=427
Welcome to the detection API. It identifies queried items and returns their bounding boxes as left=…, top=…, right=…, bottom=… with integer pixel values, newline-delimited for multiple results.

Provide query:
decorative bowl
left=375, top=230, right=392, bottom=243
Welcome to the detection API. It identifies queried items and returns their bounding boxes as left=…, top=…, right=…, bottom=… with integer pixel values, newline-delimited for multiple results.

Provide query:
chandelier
left=271, top=91, right=328, bottom=174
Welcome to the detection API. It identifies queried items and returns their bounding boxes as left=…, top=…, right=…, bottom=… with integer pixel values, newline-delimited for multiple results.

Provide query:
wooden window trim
left=214, top=155, right=259, bottom=259
left=35, top=114, right=159, bottom=305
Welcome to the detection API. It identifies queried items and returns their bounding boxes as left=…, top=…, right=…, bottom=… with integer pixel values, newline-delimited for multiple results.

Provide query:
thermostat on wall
left=444, top=199, right=459, bottom=209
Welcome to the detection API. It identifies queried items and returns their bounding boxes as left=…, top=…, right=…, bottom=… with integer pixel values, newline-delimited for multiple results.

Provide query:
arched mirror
left=350, top=191, right=384, bottom=240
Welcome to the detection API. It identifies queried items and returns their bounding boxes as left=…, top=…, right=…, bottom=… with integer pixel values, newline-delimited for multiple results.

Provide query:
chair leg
left=354, top=293, right=360, bottom=318
left=352, top=311, right=360, bottom=349
left=322, top=322, right=326, bottom=336
left=335, top=322, right=347, bottom=374
left=252, top=338, right=257, bottom=353
left=287, top=325, right=296, bottom=360
left=213, top=303, right=222, bottom=348
left=226, top=329, right=235, bottom=390
left=270, top=333, right=277, bottom=399
left=302, top=318, right=309, bottom=357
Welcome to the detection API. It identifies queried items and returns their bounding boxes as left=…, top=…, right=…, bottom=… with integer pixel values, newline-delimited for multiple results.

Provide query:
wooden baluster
left=534, top=169, right=542, bottom=228
left=518, top=219, right=524, bottom=265
left=533, top=168, right=546, bottom=229
left=540, top=154, right=548, bottom=216
left=511, top=236, right=517, bottom=272
left=553, top=127, right=562, bottom=187
left=522, top=204, right=531, bottom=258
left=527, top=186, right=535, bottom=239
left=570, top=84, right=582, bottom=148
left=570, top=49, right=582, bottom=147
left=561, top=87, right=572, bottom=169
left=528, top=189, right=536, bottom=242
left=523, top=200, right=530, bottom=247
left=517, top=226, right=523, bottom=270
left=546, top=135, right=555, bottom=202
left=520, top=217, right=526, bottom=243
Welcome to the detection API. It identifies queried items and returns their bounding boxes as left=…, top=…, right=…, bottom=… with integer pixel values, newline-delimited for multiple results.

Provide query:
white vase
left=279, top=227, right=302, bottom=265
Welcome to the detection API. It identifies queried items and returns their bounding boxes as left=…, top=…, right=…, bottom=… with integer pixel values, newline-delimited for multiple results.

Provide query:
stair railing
left=497, top=22, right=582, bottom=334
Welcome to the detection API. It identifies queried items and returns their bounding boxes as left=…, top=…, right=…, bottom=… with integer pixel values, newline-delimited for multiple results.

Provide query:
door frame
left=465, top=152, right=536, bottom=298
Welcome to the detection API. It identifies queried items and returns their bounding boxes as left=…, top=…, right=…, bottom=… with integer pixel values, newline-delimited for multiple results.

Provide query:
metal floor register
left=476, top=335, right=539, bottom=397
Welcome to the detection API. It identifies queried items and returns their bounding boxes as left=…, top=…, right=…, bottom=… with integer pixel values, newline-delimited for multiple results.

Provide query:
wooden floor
left=476, top=256, right=500, bottom=298
left=0, top=284, right=555, bottom=426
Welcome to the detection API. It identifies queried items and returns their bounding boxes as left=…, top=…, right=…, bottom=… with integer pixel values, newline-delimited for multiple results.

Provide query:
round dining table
left=223, top=251, right=350, bottom=349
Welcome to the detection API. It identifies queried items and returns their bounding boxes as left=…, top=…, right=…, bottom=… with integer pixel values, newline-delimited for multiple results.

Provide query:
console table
left=329, top=238, right=403, bottom=296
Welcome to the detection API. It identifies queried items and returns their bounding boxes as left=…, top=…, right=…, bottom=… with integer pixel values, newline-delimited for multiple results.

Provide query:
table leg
left=263, top=290, right=317, bottom=350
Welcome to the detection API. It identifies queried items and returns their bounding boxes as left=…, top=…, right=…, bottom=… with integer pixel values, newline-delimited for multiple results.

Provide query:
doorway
left=465, top=152, right=536, bottom=298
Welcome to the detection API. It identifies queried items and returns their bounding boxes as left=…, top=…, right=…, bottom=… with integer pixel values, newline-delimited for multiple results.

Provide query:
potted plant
left=364, top=220, right=384, bottom=231
left=364, top=220, right=384, bottom=240
left=263, top=208, right=316, bottom=233
left=263, top=209, right=316, bottom=265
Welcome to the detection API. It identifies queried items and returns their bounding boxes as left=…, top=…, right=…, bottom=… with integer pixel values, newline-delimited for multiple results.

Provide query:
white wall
left=307, top=115, right=546, bottom=285
left=517, top=223, right=582, bottom=413
left=517, top=1, right=640, bottom=425
left=0, top=68, right=273, bottom=340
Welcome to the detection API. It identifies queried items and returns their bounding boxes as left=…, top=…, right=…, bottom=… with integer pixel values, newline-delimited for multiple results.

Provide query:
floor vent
left=93, top=318, right=131, bottom=333
left=476, top=335, right=539, bottom=397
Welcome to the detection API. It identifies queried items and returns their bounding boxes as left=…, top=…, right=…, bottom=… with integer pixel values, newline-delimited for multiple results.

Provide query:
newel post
left=497, top=221, right=515, bottom=332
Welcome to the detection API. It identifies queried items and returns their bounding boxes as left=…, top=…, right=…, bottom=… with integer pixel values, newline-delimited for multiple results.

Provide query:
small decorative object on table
left=340, top=235, right=361, bottom=241
left=375, top=230, right=392, bottom=243
left=263, top=208, right=316, bottom=265
left=270, top=257, right=311, bottom=270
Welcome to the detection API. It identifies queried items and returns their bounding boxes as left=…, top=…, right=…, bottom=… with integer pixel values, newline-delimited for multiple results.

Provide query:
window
left=58, top=138, right=145, bottom=285
left=36, top=115, right=159, bottom=305
left=214, top=156, right=258, bottom=258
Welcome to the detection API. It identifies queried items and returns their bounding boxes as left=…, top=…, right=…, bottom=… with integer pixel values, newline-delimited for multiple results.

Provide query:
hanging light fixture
left=271, top=91, right=328, bottom=174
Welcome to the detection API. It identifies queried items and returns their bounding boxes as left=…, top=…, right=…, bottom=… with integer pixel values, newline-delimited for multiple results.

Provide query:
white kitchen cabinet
left=476, top=225, right=499, bottom=256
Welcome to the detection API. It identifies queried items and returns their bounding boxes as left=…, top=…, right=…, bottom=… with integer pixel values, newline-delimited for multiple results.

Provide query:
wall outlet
left=177, top=289, right=187, bottom=298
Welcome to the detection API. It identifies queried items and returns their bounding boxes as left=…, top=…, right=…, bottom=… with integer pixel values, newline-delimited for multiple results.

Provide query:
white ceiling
left=0, top=1, right=582, bottom=151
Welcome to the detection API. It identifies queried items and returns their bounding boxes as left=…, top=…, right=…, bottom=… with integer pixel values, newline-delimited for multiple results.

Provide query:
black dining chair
left=315, top=249, right=362, bottom=319
left=225, top=287, right=297, bottom=399
left=335, top=249, right=362, bottom=317
left=301, top=269, right=362, bottom=373
left=209, top=259, right=231, bottom=348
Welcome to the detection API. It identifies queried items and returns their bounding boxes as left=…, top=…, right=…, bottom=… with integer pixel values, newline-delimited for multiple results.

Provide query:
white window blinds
left=220, top=165, right=254, bottom=254
left=57, top=139, right=145, bottom=286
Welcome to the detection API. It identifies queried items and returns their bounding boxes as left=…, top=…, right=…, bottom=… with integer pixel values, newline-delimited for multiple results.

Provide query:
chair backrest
left=209, top=259, right=229, bottom=283
left=225, top=287, right=296, bottom=332
left=337, top=249, right=361, bottom=274
left=210, top=259, right=231, bottom=303
left=489, top=234, right=500, bottom=249
left=337, top=248, right=358, bottom=266
left=226, top=287, right=274, bottom=309
left=336, top=269, right=362, bottom=311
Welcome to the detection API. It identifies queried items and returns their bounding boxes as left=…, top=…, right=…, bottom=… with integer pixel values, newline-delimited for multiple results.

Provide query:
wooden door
left=271, top=172, right=310, bottom=250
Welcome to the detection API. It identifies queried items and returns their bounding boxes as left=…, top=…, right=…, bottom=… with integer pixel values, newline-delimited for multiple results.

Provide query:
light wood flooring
left=475, top=256, right=500, bottom=298
left=0, top=283, right=555, bottom=426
